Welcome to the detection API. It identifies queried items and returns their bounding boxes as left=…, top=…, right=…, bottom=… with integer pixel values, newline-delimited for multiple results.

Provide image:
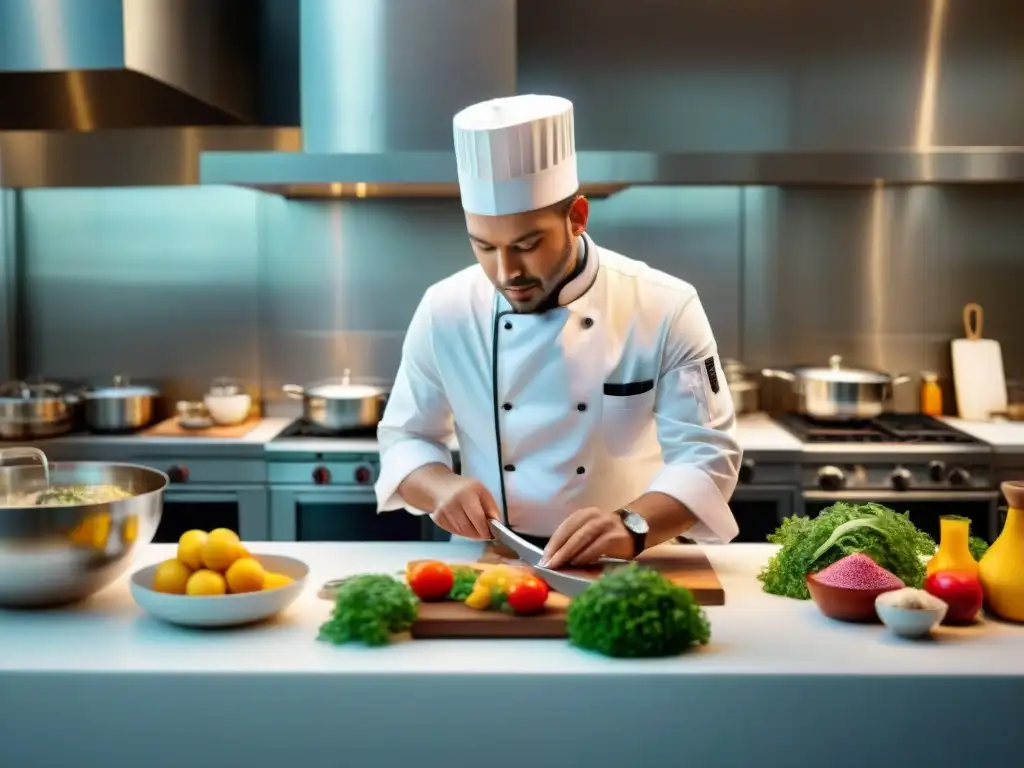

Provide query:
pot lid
left=86, top=375, right=159, bottom=398
left=306, top=369, right=389, bottom=399
left=0, top=380, right=64, bottom=400
left=791, top=355, right=893, bottom=384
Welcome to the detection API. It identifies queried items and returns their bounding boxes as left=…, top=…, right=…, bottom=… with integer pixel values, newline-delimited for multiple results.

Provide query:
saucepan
left=761, top=355, right=911, bottom=421
left=283, top=369, right=391, bottom=431
left=80, top=375, right=160, bottom=433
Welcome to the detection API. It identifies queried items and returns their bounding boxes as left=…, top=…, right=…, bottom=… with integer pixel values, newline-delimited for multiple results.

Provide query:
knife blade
left=488, top=519, right=544, bottom=565
left=530, top=565, right=594, bottom=597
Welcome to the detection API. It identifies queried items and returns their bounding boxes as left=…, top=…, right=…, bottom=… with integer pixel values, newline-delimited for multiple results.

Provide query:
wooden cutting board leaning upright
left=412, top=542, right=726, bottom=639
left=951, top=302, right=1007, bottom=421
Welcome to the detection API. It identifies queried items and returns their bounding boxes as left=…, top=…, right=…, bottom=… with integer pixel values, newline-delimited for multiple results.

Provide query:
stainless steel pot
left=0, top=381, right=79, bottom=439
left=283, top=369, right=390, bottom=431
left=722, top=359, right=760, bottom=415
left=0, top=449, right=167, bottom=607
left=761, top=355, right=910, bottom=420
left=82, top=375, right=159, bottom=433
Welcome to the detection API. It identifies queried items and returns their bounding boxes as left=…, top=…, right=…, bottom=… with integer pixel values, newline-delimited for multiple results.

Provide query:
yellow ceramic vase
left=978, top=482, right=1024, bottom=622
left=926, top=515, right=978, bottom=578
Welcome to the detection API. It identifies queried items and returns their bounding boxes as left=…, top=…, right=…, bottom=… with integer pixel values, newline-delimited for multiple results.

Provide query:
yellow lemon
left=186, top=569, right=227, bottom=596
left=152, top=559, right=192, bottom=595
left=201, top=528, right=243, bottom=572
left=225, top=557, right=266, bottom=594
left=177, top=529, right=208, bottom=570
left=262, top=572, right=294, bottom=591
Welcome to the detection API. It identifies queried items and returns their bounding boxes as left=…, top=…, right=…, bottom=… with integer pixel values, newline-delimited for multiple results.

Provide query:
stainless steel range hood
left=0, top=0, right=258, bottom=131
left=201, top=0, right=519, bottom=199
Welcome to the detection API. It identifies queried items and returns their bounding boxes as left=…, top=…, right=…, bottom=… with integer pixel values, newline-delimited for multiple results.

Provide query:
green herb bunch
left=318, top=574, right=418, bottom=646
left=448, top=566, right=480, bottom=601
left=758, top=502, right=937, bottom=599
left=566, top=564, right=711, bottom=658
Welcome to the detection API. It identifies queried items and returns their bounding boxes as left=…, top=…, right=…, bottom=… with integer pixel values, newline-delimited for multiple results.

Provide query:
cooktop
left=274, top=420, right=378, bottom=440
left=773, top=413, right=982, bottom=445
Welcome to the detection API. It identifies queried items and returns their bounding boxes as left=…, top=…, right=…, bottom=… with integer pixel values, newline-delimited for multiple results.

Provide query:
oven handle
left=803, top=490, right=999, bottom=502
left=164, top=490, right=242, bottom=504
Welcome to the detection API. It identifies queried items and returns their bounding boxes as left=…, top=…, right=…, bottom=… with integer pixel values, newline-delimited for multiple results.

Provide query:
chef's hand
left=431, top=476, right=500, bottom=540
left=540, top=507, right=634, bottom=569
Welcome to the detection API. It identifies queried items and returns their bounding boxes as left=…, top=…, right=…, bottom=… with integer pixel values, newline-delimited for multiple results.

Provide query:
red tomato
left=924, top=570, right=984, bottom=624
left=408, top=561, right=454, bottom=601
left=507, top=576, right=550, bottom=615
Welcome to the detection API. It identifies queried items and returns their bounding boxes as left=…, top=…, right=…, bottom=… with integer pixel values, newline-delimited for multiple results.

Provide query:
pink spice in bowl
left=806, top=553, right=906, bottom=622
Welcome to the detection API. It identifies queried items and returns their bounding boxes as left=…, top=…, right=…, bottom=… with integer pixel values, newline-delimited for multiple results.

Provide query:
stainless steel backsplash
left=10, top=183, right=1023, bottom=412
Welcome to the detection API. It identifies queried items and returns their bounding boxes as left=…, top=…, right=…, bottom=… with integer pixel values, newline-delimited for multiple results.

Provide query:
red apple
left=924, top=570, right=984, bottom=625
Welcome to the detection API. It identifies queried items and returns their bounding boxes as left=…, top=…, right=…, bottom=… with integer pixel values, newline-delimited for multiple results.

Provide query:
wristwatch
left=616, top=507, right=649, bottom=558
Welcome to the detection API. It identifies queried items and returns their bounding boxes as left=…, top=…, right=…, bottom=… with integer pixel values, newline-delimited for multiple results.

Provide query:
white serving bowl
left=875, top=591, right=947, bottom=639
left=130, top=554, right=308, bottom=628
left=203, top=393, right=252, bottom=425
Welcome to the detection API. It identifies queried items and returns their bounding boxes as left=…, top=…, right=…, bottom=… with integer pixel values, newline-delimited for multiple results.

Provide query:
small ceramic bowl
left=875, top=590, right=948, bottom=639
left=806, top=574, right=901, bottom=622
left=131, top=554, right=308, bottom=628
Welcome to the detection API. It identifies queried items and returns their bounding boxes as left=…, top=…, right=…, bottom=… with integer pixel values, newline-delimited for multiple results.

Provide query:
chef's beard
left=504, top=225, right=577, bottom=314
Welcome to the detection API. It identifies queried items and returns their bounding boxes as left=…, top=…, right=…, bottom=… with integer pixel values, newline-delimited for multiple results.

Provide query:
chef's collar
left=501, top=233, right=598, bottom=314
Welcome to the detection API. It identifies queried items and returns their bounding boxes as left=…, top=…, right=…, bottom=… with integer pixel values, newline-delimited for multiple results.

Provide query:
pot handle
left=282, top=384, right=306, bottom=399
left=890, top=375, right=912, bottom=387
left=760, top=368, right=797, bottom=382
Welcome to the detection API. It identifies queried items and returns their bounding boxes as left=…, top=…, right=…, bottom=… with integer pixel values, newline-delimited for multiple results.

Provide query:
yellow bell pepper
left=465, top=584, right=492, bottom=610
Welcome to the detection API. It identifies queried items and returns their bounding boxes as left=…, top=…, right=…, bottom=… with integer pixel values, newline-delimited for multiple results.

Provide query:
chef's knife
left=530, top=564, right=594, bottom=598
left=488, top=519, right=543, bottom=565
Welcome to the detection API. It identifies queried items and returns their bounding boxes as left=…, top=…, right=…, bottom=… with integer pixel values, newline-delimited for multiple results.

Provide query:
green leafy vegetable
left=318, top=574, right=418, bottom=647
left=758, top=502, right=936, bottom=599
left=448, top=566, right=479, bottom=601
left=968, top=536, right=989, bottom=561
left=566, top=564, right=710, bottom=658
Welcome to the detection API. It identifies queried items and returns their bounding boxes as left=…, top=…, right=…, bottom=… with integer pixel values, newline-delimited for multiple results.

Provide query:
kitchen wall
left=11, top=181, right=1024, bottom=413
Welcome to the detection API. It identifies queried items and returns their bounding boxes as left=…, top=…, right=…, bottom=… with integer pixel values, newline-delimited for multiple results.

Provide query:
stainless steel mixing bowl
left=0, top=461, right=167, bottom=607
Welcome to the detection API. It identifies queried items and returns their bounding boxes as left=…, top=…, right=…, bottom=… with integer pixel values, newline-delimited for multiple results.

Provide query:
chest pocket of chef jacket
left=601, top=381, right=657, bottom=457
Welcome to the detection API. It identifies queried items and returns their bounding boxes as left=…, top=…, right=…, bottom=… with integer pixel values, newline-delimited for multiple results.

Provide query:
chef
left=375, top=94, right=742, bottom=569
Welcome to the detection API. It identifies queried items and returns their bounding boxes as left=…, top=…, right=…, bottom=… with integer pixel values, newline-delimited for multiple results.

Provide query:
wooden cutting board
left=952, top=302, right=1007, bottom=420
left=411, top=543, right=725, bottom=639
left=142, top=416, right=261, bottom=438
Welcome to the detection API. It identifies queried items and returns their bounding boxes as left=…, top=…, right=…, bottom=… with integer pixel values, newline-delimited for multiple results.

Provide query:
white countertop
left=3, top=541, right=1021, bottom=676
left=2, top=541, right=1019, bottom=768
left=732, top=412, right=803, bottom=453
left=941, top=416, right=1024, bottom=452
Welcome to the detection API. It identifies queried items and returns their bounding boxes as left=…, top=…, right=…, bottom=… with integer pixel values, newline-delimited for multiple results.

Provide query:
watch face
left=623, top=511, right=649, bottom=535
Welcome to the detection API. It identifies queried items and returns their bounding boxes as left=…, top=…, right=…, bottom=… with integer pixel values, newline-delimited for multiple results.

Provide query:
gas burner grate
left=276, top=420, right=379, bottom=440
left=774, top=413, right=981, bottom=445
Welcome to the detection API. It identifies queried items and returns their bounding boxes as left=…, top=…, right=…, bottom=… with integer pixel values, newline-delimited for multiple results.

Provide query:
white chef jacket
left=374, top=234, right=742, bottom=544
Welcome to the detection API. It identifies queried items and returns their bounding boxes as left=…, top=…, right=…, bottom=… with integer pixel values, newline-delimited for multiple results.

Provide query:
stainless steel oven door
left=728, top=485, right=797, bottom=542
left=156, top=487, right=270, bottom=543
left=269, top=486, right=439, bottom=542
left=800, top=490, right=1000, bottom=542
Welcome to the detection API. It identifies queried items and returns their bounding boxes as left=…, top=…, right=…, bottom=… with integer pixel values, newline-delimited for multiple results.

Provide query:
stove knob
left=354, top=465, right=372, bottom=484
left=817, top=466, right=846, bottom=492
left=890, top=468, right=913, bottom=491
left=948, top=467, right=972, bottom=487
left=738, top=459, right=755, bottom=484
left=312, top=466, right=331, bottom=485
left=927, top=460, right=947, bottom=482
left=167, top=465, right=189, bottom=484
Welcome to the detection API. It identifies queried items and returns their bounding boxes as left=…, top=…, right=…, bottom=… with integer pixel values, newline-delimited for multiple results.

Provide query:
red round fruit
left=924, top=570, right=984, bottom=625
left=507, top=576, right=550, bottom=615
left=408, top=561, right=454, bottom=601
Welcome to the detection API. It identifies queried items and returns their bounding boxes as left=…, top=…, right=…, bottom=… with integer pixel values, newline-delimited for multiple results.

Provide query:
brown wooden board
left=142, top=416, right=261, bottom=439
left=411, top=543, right=725, bottom=639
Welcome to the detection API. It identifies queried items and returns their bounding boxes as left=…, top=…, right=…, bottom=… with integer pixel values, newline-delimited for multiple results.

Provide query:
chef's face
left=466, top=195, right=590, bottom=313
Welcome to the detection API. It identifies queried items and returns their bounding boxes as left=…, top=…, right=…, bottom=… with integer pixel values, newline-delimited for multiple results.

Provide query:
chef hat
left=452, top=94, right=579, bottom=216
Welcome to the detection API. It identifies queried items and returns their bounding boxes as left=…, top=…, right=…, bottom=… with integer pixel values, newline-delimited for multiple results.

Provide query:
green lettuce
left=758, top=502, right=937, bottom=599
